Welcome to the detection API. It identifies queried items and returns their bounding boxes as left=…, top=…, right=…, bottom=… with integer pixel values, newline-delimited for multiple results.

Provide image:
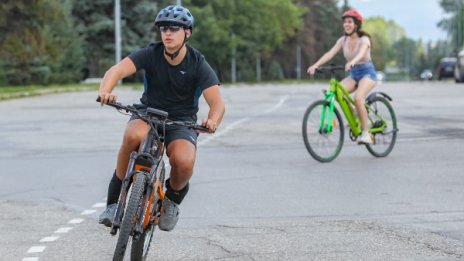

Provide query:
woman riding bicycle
left=307, top=9, right=377, bottom=144
left=98, top=5, right=225, bottom=232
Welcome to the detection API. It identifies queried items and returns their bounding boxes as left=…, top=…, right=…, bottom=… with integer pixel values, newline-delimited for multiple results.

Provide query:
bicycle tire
left=302, top=100, right=345, bottom=162
left=130, top=222, right=156, bottom=261
left=131, top=167, right=165, bottom=261
left=365, top=96, right=397, bottom=157
left=113, top=173, right=146, bottom=261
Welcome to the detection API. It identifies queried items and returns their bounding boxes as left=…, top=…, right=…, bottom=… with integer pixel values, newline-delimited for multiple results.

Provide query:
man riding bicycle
left=98, top=5, right=225, bottom=232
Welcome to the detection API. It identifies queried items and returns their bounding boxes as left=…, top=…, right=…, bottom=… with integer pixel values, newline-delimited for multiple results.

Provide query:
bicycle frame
left=111, top=114, right=167, bottom=237
left=321, top=78, right=388, bottom=138
left=321, top=78, right=359, bottom=135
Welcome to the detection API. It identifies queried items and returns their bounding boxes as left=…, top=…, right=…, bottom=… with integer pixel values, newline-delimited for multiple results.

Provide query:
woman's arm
left=307, top=41, right=342, bottom=75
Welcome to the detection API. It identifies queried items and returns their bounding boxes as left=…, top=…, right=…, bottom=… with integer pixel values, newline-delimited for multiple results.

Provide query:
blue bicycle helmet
left=154, top=5, right=194, bottom=30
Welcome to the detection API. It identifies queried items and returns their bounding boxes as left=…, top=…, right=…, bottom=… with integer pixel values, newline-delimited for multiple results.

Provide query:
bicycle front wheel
left=113, top=173, right=146, bottom=261
left=131, top=167, right=165, bottom=261
left=302, top=100, right=345, bottom=162
left=365, top=96, right=397, bottom=157
left=131, top=222, right=156, bottom=261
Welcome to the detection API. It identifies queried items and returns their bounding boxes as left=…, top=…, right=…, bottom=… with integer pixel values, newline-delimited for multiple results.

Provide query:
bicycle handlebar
left=96, top=97, right=211, bottom=133
left=315, top=65, right=345, bottom=73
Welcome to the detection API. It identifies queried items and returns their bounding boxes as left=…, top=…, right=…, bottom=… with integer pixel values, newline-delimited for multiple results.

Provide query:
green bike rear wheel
left=302, top=100, right=345, bottom=162
left=365, top=96, right=397, bottom=157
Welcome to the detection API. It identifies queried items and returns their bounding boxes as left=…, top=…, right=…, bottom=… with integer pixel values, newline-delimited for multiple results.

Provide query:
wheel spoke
left=303, top=101, right=344, bottom=162
left=366, top=97, right=397, bottom=157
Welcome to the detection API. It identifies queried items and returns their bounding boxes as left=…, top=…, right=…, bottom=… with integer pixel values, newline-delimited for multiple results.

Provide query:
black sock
left=107, top=171, right=122, bottom=206
left=165, top=178, right=189, bottom=204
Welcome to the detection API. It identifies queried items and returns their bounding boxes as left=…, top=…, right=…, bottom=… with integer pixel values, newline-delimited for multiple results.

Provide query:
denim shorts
left=129, top=104, right=198, bottom=147
left=349, top=62, right=377, bottom=83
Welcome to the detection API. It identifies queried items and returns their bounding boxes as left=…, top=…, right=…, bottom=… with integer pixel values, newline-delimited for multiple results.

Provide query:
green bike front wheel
left=302, top=100, right=345, bottom=162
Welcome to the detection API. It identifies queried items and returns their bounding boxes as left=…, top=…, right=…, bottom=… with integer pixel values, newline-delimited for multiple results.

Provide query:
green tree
left=185, top=0, right=303, bottom=81
left=72, top=0, right=157, bottom=78
left=274, top=0, right=343, bottom=79
left=45, top=0, right=85, bottom=84
left=363, top=17, right=406, bottom=71
left=438, top=0, right=464, bottom=52
left=0, top=0, right=84, bottom=86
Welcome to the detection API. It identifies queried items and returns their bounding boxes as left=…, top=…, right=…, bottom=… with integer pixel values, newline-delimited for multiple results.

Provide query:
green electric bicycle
left=302, top=65, right=398, bottom=162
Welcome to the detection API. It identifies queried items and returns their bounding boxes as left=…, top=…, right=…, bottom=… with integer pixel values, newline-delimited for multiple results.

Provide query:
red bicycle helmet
left=342, top=9, right=363, bottom=25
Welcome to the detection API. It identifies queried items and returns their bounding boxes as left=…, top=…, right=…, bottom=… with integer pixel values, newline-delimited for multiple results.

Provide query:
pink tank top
left=336, top=35, right=372, bottom=65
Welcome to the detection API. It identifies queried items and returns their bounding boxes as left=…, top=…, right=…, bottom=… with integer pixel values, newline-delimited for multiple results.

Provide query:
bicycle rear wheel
left=113, top=172, right=146, bottom=261
left=365, top=96, right=397, bottom=157
left=302, top=100, right=345, bottom=162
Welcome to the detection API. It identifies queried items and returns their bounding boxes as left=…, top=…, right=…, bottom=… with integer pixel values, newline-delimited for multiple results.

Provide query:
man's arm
left=98, top=57, right=137, bottom=104
left=202, top=85, right=225, bottom=133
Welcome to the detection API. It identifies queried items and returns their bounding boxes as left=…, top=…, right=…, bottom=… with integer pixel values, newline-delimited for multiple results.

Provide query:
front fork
left=110, top=151, right=158, bottom=236
left=320, top=94, right=336, bottom=134
left=133, top=161, right=165, bottom=239
left=110, top=152, right=139, bottom=235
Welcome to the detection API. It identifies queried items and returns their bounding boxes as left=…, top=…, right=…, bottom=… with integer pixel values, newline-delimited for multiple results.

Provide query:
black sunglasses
left=159, top=25, right=183, bottom=33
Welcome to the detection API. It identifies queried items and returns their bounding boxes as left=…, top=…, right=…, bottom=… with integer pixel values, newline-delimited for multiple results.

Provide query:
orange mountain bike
left=97, top=99, right=209, bottom=261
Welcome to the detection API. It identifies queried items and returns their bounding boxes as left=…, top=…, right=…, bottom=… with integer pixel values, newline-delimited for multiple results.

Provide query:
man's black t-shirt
left=128, top=42, right=220, bottom=120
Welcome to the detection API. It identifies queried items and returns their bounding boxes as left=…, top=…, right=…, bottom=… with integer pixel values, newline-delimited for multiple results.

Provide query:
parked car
left=420, top=69, right=433, bottom=81
left=455, top=49, right=464, bottom=83
left=437, top=57, right=456, bottom=80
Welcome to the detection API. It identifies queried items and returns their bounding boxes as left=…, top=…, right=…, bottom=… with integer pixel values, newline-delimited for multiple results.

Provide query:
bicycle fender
left=366, top=92, right=393, bottom=103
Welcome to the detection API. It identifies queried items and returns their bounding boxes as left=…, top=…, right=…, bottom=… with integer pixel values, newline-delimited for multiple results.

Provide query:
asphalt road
left=1, top=81, right=463, bottom=261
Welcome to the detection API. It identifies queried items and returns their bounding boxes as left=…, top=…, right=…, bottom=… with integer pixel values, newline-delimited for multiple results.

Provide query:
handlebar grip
left=196, top=125, right=212, bottom=133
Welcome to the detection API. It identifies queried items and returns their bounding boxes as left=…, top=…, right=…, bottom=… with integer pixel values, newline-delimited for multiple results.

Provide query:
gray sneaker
left=98, top=203, right=117, bottom=227
left=158, top=197, right=179, bottom=231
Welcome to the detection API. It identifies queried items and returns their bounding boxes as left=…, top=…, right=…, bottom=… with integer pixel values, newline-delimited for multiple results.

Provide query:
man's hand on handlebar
left=98, top=92, right=118, bottom=105
left=201, top=118, right=217, bottom=133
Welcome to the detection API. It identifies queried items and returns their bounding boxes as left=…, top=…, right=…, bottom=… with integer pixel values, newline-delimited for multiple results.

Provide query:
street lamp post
left=114, top=0, right=122, bottom=85
left=115, top=0, right=121, bottom=64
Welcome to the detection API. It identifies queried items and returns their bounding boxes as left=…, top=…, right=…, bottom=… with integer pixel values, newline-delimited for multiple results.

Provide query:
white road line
left=39, top=236, right=59, bottom=243
left=80, top=209, right=97, bottom=215
left=27, top=246, right=46, bottom=253
left=263, top=95, right=289, bottom=114
left=54, top=227, right=73, bottom=233
left=198, top=118, right=250, bottom=146
left=92, top=202, right=106, bottom=208
left=68, top=218, right=84, bottom=224
left=22, top=257, right=39, bottom=261
left=198, top=95, right=289, bottom=146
